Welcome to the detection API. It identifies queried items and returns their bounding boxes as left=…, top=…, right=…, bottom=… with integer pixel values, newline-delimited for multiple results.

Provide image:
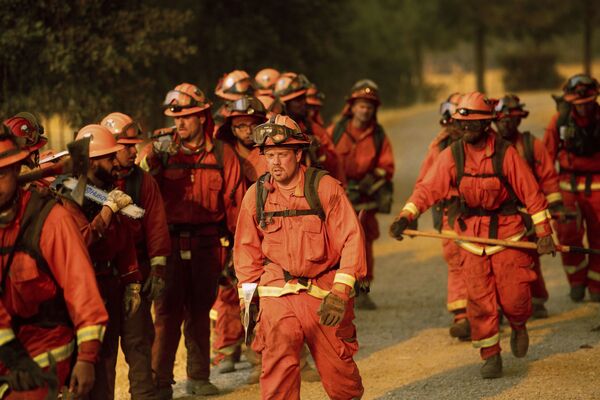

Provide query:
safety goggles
left=494, top=98, right=525, bottom=114
left=565, top=75, right=596, bottom=92
left=439, top=101, right=457, bottom=117
left=222, top=77, right=252, bottom=95
left=456, top=108, right=494, bottom=117
left=252, top=123, right=306, bottom=146
left=456, top=119, right=489, bottom=131
left=277, top=74, right=311, bottom=97
left=163, top=90, right=202, bottom=109
left=230, top=97, right=263, bottom=115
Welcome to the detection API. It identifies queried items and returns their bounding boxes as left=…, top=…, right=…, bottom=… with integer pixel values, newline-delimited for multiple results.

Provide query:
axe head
left=66, top=137, right=90, bottom=205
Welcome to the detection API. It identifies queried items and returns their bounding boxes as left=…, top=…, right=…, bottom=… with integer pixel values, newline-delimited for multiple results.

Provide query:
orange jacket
left=416, top=128, right=456, bottom=186
left=0, top=189, right=107, bottom=366
left=116, top=166, right=171, bottom=277
left=543, top=106, right=600, bottom=192
left=328, top=119, right=394, bottom=182
left=234, top=166, right=366, bottom=299
left=298, top=119, right=346, bottom=184
left=403, top=134, right=551, bottom=255
left=142, top=134, right=244, bottom=234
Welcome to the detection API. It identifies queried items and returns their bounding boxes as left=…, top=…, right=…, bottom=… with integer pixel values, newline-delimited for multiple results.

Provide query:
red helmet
left=253, top=115, right=310, bottom=149
left=347, top=79, right=381, bottom=105
left=256, top=95, right=285, bottom=118
left=0, top=126, right=31, bottom=168
left=75, top=124, right=124, bottom=158
left=453, top=92, right=496, bottom=121
left=273, top=72, right=310, bottom=102
left=163, top=83, right=211, bottom=117
left=494, top=94, right=529, bottom=119
left=100, top=112, right=143, bottom=144
left=254, top=68, right=280, bottom=95
left=215, top=70, right=253, bottom=101
left=3, top=112, right=47, bottom=152
left=306, top=84, right=325, bottom=107
left=562, top=74, right=599, bottom=104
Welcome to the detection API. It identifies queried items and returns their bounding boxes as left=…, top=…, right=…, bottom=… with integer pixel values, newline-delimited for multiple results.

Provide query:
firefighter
left=254, top=68, right=280, bottom=96
left=3, top=112, right=47, bottom=170
left=142, top=83, right=244, bottom=398
left=494, top=94, right=561, bottom=318
left=0, top=132, right=108, bottom=399
left=273, top=73, right=344, bottom=182
left=329, top=79, right=395, bottom=310
left=306, top=83, right=326, bottom=126
left=234, top=115, right=366, bottom=400
left=214, top=70, right=254, bottom=130
left=543, top=74, right=600, bottom=302
left=101, top=112, right=171, bottom=400
left=391, top=92, right=555, bottom=379
left=415, top=93, right=469, bottom=336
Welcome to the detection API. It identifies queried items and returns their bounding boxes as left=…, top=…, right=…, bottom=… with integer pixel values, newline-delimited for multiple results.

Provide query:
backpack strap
left=450, top=139, right=465, bottom=188
left=332, top=116, right=351, bottom=146
left=256, top=172, right=271, bottom=229
left=303, top=167, right=328, bottom=221
left=125, top=165, right=144, bottom=206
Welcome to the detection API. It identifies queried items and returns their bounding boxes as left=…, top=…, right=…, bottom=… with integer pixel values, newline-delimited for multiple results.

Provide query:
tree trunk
left=413, top=40, right=424, bottom=102
left=583, top=0, right=593, bottom=75
left=474, top=23, right=486, bottom=93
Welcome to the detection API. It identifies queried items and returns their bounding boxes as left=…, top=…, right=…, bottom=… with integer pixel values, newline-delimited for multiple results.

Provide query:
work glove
left=389, top=211, right=413, bottom=240
left=103, top=189, right=132, bottom=214
left=537, top=235, right=556, bottom=256
left=123, top=283, right=142, bottom=318
left=0, top=339, right=58, bottom=392
left=317, top=290, right=348, bottom=327
left=240, top=302, right=259, bottom=345
left=143, top=264, right=166, bottom=301
left=152, top=134, right=179, bottom=156
left=68, top=360, right=95, bottom=398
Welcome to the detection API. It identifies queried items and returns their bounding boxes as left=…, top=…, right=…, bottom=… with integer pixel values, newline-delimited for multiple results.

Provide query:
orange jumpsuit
left=403, top=134, right=551, bottom=359
left=0, top=189, right=108, bottom=399
left=543, top=106, right=600, bottom=293
left=116, top=166, right=171, bottom=399
left=234, top=166, right=366, bottom=400
left=329, top=119, right=395, bottom=281
left=415, top=128, right=465, bottom=320
left=143, top=133, right=244, bottom=388
left=509, top=131, right=561, bottom=305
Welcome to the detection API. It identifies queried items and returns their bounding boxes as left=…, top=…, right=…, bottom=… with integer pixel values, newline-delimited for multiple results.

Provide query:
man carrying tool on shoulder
left=234, top=115, right=366, bottom=399
left=391, top=92, right=555, bottom=379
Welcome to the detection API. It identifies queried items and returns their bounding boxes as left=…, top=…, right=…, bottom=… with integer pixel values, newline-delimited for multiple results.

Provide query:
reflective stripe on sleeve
left=402, top=202, right=420, bottom=217
left=546, top=192, right=562, bottom=204
left=531, top=209, right=550, bottom=225
left=76, top=325, right=106, bottom=345
left=0, top=328, right=15, bottom=346
left=333, top=273, right=356, bottom=288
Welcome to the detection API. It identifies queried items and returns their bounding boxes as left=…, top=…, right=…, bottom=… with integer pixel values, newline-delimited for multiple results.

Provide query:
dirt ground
left=115, top=91, right=600, bottom=399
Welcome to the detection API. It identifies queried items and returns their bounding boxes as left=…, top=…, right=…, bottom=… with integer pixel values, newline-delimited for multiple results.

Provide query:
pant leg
left=361, top=210, right=379, bottom=282
left=255, top=296, right=304, bottom=400
left=529, top=251, right=549, bottom=304
left=184, top=237, right=222, bottom=380
left=577, top=190, right=600, bottom=293
left=294, top=294, right=363, bottom=400
left=212, top=284, right=244, bottom=362
left=491, top=248, right=536, bottom=330
left=152, top=237, right=186, bottom=388
left=5, top=357, right=72, bottom=400
left=89, top=276, right=122, bottom=400
left=460, top=250, right=501, bottom=359
left=121, top=293, right=157, bottom=400
left=443, top=238, right=467, bottom=320
left=555, top=190, right=588, bottom=287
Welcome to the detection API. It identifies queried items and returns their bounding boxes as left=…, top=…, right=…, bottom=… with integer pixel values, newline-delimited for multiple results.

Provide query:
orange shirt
left=298, top=119, right=346, bottom=184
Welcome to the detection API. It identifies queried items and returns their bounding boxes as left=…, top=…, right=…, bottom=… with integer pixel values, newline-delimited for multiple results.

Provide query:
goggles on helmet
left=277, top=74, right=311, bottom=98
left=439, top=101, right=458, bottom=118
left=163, top=90, right=202, bottom=109
left=565, top=74, right=596, bottom=92
left=252, top=123, right=306, bottom=146
left=456, top=108, right=494, bottom=117
left=222, top=77, right=252, bottom=95
left=494, top=98, right=525, bottom=114
left=230, top=97, right=262, bottom=115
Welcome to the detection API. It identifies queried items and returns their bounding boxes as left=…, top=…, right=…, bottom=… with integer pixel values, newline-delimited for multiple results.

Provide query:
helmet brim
left=164, top=104, right=210, bottom=117
left=280, top=89, right=308, bottom=103
left=90, top=144, right=125, bottom=158
left=0, top=150, right=30, bottom=168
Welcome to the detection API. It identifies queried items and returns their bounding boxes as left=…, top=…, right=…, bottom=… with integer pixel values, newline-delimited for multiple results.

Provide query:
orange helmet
left=347, top=79, right=381, bottom=105
left=75, top=124, right=124, bottom=158
left=100, top=112, right=143, bottom=144
left=254, top=68, right=280, bottom=95
left=562, top=73, right=599, bottom=104
left=216, top=97, right=268, bottom=141
left=494, top=94, right=529, bottom=119
left=453, top=92, right=496, bottom=121
left=4, top=112, right=47, bottom=152
left=306, top=84, right=325, bottom=107
left=215, top=70, right=253, bottom=101
left=163, top=83, right=211, bottom=117
left=253, top=114, right=310, bottom=149
left=273, top=72, right=310, bottom=102
left=0, top=126, right=31, bottom=168
left=256, top=95, right=286, bottom=117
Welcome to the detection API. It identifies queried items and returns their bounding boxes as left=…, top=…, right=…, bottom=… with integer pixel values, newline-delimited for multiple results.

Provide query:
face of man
left=0, top=164, right=20, bottom=211
left=446, top=120, right=464, bottom=140
left=115, top=143, right=138, bottom=169
left=231, top=115, right=261, bottom=148
left=457, top=119, right=490, bottom=145
left=574, top=101, right=596, bottom=118
left=351, top=99, right=376, bottom=124
left=285, top=95, right=307, bottom=120
left=495, top=116, right=521, bottom=140
left=175, top=113, right=206, bottom=142
left=264, top=147, right=303, bottom=186
left=90, top=153, right=118, bottom=187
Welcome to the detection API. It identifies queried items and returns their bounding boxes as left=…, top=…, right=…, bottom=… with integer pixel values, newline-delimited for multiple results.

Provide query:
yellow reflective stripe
left=150, top=256, right=167, bottom=266
left=559, top=181, right=600, bottom=192
left=0, top=384, right=7, bottom=397
left=140, top=156, right=150, bottom=172
left=33, top=340, right=75, bottom=368
left=76, top=325, right=106, bottom=346
left=209, top=308, right=218, bottom=321
left=257, top=281, right=330, bottom=300
left=472, top=333, right=500, bottom=349
left=456, top=231, right=526, bottom=256
left=588, top=270, right=600, bottom=282
left=0, top=328, right=15, bottom=346
left=447, top=299, right=468, bottom=311
left=546, top=192, right=562, bottom=204
left=333, top=273, right=356, bottom=288
left=402, top=202, right=420, bottom=217
left=531, top=209, right=550, bottom=225
left=564, top=260, right=587, bottom=275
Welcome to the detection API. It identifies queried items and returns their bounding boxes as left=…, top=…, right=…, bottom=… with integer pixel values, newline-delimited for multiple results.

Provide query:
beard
left=95, top=165, right=116, bottom=187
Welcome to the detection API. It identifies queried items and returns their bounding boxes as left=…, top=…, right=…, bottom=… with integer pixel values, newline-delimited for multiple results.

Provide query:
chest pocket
left=8, top=253, right=55, bottom=316
left=205, top=172, right=224, bottom=212
left=480, top=178, right=503, bottom=209
left=301, top=216, right=327, bottom=262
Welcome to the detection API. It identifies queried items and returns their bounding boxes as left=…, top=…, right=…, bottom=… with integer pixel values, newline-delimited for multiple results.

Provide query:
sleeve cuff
left=402, top=202, right=420, bottom=218
left=150, top=256, right=167, bottom=267
left=333, top=273, right=356, bottom=288
left=0, top=328, right=15, bottom=346
left=546, top=192, right=562, bottom=204
left=76, top=325, right=106, bottom=346
left=531, top=209, right=550, bottom=225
